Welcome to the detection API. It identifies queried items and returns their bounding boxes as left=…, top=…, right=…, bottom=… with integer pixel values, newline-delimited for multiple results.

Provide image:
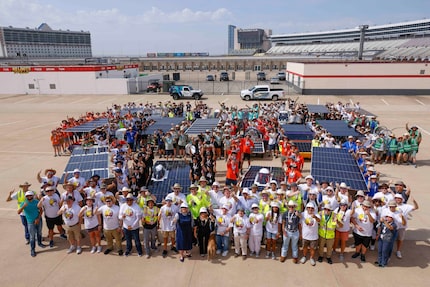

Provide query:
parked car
left=169, top=85, right=203, bottom=100
left=206, top=74, right=214, bottom=81
left=270, top=77, right=280, bottom=84
left=240, top=85, right=284, bottom=101
left=257, top=72, right=266, bottom=81
left=146, top=80, right=162, bottom=92
left=277, top=71, right=286, bottom=81
left=220, top=72, right=229, bottom=81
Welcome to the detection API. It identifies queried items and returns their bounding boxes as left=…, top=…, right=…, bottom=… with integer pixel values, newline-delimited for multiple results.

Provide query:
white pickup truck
left=240, top=85, right=284, bottom=101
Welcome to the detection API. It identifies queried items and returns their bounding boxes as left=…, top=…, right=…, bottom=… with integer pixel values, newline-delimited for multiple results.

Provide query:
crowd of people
left=10, top=99, right=420, bottom=268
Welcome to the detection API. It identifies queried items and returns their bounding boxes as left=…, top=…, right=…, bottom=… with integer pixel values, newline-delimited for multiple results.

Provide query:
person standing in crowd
left=37, top=168, right=60, bottom=191
left=248, top=203, right=264, bottom=258
left=376, top=212, right=398, bottom=267
left=265, top=202, right=282, bottom=260
left=17, top=191, right=44, bottom=257
left=318, top=204, right=341, bottom=264
left=280, top=200, right=301, bottom=263
left=332, top=199, right=352, bottom=261
left=225, top=152, right=239, bottom=186
left=351, top=200, right=375, bottom=262
left=231, top=207, right=250, bottom=259
left=142, top=198, right=159, bottom=258
left=194, top=207, right=215, bottom=257
left=79, top=197, right=102, bottom=253
left=38, top=186, right=65, bottom=248
left=213, top=204, right=232, bottom=257
left=97, top=195, right=123, bottom=256
left=158, top=196, right=179, bottom=258
left=119, top=194, right=143, bottom=257
left=6, top=181, right=34, bottom=245
left=174, top=203, right=194, bottom=262
left=393, top=194, right=419, bottom=259
left=58, top=196, right=83, bottom=255
left=300, top=203, right=320, bottom=266
left=241, top=134, right=255, bottom=169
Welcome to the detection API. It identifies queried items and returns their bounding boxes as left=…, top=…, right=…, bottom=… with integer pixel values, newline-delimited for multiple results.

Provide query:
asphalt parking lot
left=0, top=93, right=429, bottom=287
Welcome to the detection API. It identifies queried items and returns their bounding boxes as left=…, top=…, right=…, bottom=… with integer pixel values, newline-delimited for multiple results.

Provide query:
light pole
left=358, top=25, right=369, bottom=60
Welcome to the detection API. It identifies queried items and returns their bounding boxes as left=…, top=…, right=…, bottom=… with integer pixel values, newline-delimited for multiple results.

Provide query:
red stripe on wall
left=0, top=64, right=139, bottom=73
left=286, top=70, right=430, bottom=78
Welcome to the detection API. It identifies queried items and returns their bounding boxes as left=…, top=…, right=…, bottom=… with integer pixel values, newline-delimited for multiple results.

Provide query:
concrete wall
left=286, top=62, right=430, bottom=95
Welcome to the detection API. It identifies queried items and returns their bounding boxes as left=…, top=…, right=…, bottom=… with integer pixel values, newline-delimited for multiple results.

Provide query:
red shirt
left=241, top=138, right=254, bottom=154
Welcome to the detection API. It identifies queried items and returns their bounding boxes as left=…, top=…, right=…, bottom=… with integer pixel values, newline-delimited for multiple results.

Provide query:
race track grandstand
left=267, top=19, right=430, bottom=61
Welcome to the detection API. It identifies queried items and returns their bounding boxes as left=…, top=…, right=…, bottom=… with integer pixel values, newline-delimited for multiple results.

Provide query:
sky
left=1, top=0, right=429, bottom=56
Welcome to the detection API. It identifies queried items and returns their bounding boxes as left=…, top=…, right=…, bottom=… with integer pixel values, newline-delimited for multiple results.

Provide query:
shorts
left=335, top=230, right=349, bottom=242
left=165, top=149, right=173, bottom=155
left=66, top=223, right=82, bottom=241
left=303, top=239, right=318, bottom=249
left=397, top=228, right=406, bottom=241
left=87, top=225, right=99, bottom=233
left=162, top=231, right=176, bottom=239
left=178, top=145, right=185, bottom=150
left=410, top=151, right=417, bottom=158
left=225, top=178, right=237, bottom=186
left=387, top=150, right=397, bottom=157
left=266, top=231, right=278, bottom=240
left=268, top=144, right=277, bottom=151
left=372, top=149, right=383, bottom=157
left=243, top=153, right=251, bottom=161
left=353, top=232, right=371, bottom=248
left=46, top=215, right=63, bottom=230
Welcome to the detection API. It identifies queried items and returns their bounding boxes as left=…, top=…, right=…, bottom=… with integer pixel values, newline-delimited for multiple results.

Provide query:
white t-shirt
left=40, top=194, right=61, bottom=218
left=207, top=189, right=224, bottom=207
left=167, top=192, right=187, bottom=206
left=231, top=214, right=250, bottom=235
left=213, top=209, right=232, bottom=236
left=219, top=196, right=237, bottom=216
left=395, top=204, right=414, bottom=229
left=41, top=176, right=60, bottom=188
left=380, top=206, right=404, bottom=228
left=353, top=208, right=376, bottom=237
left=300, top=211, right=320, bottom=241
left=83, top=186, right=99, bottom=199
left=61, top=191, right=83, bottom=203
left=119, top=202, right=142, bottom=230
left=373, top=192, right=394, bottom=206
left=98, top=204, right=120, bottom=230
left=333, top=208, right=352, bottom=232
left=80, top=205, right=99, bottom=229
left=68, top=176, right=86, bottom=192
left=265, top=211, right=282, bottom=234
left=95, top=191, right=114, bottom=207
left=248, top=213, right=264, bottom=236
left=159, top=204, right=179, bottom=231
left=61, top=204, right=81, bottom=226
left=322, top=195, right=339, bottom=210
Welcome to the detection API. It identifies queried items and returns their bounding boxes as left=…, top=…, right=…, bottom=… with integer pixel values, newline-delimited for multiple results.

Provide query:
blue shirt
left=21, top=199, right=40, bottom=224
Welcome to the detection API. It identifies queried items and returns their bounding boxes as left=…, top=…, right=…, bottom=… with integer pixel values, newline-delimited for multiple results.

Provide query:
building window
left=28, top=84, right=35, bottom=89
left=50, top=84, right=56, bottom=89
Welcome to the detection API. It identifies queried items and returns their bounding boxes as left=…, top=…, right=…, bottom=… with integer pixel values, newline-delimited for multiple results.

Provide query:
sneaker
left=26, top=240, right=30, bottom=245
left=242, top=255, right=247, bottom=260
left=265, top=251, right=270, bottom=259
left=200, top=254, right=205, bottom=257
left=279, top=256, right=286, bottom=263
left=272, top=252, right=276, bottom=260
left=396, top=251, right=402, bottom=259
left=49, top=240, right=54, bottom=248
left=339, top=254, right=344, bottom=261
left=179, top=257, right=184, bottom=262
left=370, top=245, right=375, bottom=251
left=300, top=256, right=307, bottom=264
left=67, top=246, right=76, bottom=254
left=146, top=254, right=151, bottom=259
left=171, top=246, right=178, bottom=253
left=327, top=258, right=333, bottom=264
left=103, top=248, right=112, bottom=255
left=222, top=251, right=228, bottom=257
left=90, top=247, right=97, bottom=254
left=360, top=254, right=366, bottom=262
left=138, top=254, right=143, bottom=257
left=216, top=250, right=221, bottom=255
left=76, top=247, right=82, bottom=254
left=125, top=251, right=130, bottom=257
left=310, top=258, right=316, bottom=266
left=162, top=250, right=168, bottom=258
left=38, top=243, right=47, bottom=248
left=97, top=246, right=102, bottom=253
left=234, top=253, right=240, bottom=258
left=118, top=250, right=123, bottom=256
left=250, top=251, right=255, bottom=256
left=318, top=256, right=323, bottom=263
left=31, top=250, right=36, bottom=257
left=255, top=252, right=260, bottom=258
left=60, top=233, right=67, bottom=240
left=351, top=252, right=360, bottom=259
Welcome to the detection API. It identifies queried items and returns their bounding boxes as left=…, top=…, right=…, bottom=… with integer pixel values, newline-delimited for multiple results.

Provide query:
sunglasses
left=105, top=200, right=112, bottom=203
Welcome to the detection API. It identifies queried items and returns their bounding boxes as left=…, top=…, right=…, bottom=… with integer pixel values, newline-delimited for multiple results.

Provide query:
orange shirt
left=241, top=138, right=254, bottom=154
left=286, top=168, right=302, bottom=184
left=226, top=159, right=239, bottom=180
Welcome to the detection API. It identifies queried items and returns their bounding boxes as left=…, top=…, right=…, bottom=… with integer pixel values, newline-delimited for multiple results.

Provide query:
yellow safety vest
left=143, top=206, right=159, bottom=225
left=17, top=189, right=26, bottom=209
left=318, top=211, right=337, bottom=239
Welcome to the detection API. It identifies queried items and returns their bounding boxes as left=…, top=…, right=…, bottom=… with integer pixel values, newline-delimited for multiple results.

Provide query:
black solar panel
left=316, top=120, right=361, bottom=137
left=64, top=118, right=108, bottom=133
left=61, top=147, right=110, bottom=183
left=310, top=147, right=367, bottom=191
left=143, top=117, right=184, bottom=135
left=252, top=141, right=265, bottom=154
left=241, top=166, right=285, bottom=192
left=307, top=104, right=329, bottom=114
left=147, top=160, right=191, bottom=203
left=281, top=124, right=314, bottom=140
left=294, top=141, right=312, bottom=153
left=185, top=118, right=220, bottom=135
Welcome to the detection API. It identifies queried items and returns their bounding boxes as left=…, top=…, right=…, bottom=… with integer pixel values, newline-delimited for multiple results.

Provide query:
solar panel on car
left=147, top=160, right=191, bottom=203
left=64, top=118, right=109, bottom=133
left=281, top=124, right=314, bottom=140
left=252, top=141, right=265, bottom=154
left=310, top=147, right=367, bottom=191
left=143, top=117, right=184, bottom=135
left=240, top=166, right=285, bottom=192
left=307, top=104, right=329, bottom=114
left=316, top=120, right=361, bottom=137
left=185, top=118, right=220, bottom=135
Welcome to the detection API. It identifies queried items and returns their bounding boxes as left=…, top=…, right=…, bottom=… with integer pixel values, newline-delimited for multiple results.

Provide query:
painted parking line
left=349, top=98, right=354, bottom=105
left=416, top=125, right=430, bottom=136
left=68, top=98, right=89, bottom=104
left=0, top=120, right=25, bottom=127
left=14, top=97, right=37, bottom=104
left=98, top=98, right=116, bottom=105
left=0, top=150, right=52, bottom=154
left=381, top=99, right=389, bottom=106
left=415, top=99, right=425, bottom=106
left=20, top=121, right=59, bottom=131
